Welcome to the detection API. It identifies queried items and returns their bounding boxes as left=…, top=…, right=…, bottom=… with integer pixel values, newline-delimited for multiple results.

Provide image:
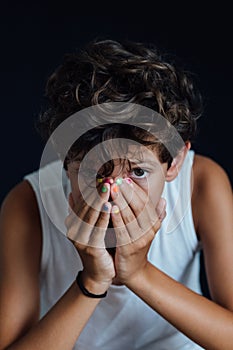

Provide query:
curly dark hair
left=37, top=39, right=203, bottom=171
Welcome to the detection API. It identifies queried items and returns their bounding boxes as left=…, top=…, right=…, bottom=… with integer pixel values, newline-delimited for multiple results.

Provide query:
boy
left=0, top=39, right=233, bottom=350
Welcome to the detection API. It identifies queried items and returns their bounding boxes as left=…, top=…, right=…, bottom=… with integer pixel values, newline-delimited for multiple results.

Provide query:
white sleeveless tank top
left=24, top=150, right=204, bottom=349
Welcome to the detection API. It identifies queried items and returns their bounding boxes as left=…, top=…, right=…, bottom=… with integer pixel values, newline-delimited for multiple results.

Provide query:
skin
left=0, top=143, right=233, bottom=349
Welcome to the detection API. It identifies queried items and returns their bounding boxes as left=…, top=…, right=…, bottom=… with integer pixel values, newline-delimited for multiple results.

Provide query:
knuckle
left=138, top=201, right=146, bottom=212
left=65, top=213, right=77, bottom=228
left=137, top=230, right=154, bottom=248
left=153, top=219, right=161, bottom=232
left=84, top=208, right=98, bottom=223
left=115, top=225, right=126, bottom=236
left=85, top=246, right=99, bottom=257
left=113, top=217, right=123, bottom=229
left=124, top=212, right=135, bottom=224
left=64, top=215, right=71, bottom=228
left=135, top=236, right=148, bottom=249
left=92, top=226, right=106, bottom=236
left=67, top=227, right=78, bottom=241
left=160, top=210, right=167, bottom=221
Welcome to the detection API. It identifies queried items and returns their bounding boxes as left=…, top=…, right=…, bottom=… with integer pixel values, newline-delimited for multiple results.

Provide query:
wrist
left=78, top=271, right=111, bottom=297
left=124, top=262, right=150, bottom=291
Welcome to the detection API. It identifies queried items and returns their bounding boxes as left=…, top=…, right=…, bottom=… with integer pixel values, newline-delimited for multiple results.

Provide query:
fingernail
left=112, top=183, right=119, bottom=194
left=101, top=184, right=109, bottom=193
left=104, top=178, right=114, bottom=184
left=124, top=177, right=132, bottom=185
left=102, top=203, right=110, bottom=213
left=112, top=205, right=119, bottom=214
left=115, top=177, right=123, bottom=185
left=97, top=178, right=103, bottom=183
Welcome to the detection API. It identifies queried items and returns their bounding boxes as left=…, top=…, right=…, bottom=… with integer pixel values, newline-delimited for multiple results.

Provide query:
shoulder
left=1, top=180, right=41, bottom=226
left=191, top=153, right=232, bottom=236
left=0, top=181, right=42, bottom=342
left=0, top=180, right=42, bottom=267
left=192, top=154, right=231, bottom=188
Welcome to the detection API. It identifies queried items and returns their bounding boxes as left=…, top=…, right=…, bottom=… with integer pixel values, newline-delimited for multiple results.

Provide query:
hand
left=110, top=178, right=166, bottom=285
left=65, top=183, right=115, bottom=293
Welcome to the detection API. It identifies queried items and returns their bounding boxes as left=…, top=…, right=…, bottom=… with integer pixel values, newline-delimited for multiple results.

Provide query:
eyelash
left=129, top=168, right=149, bottom=179
left=78, top=167, right=150, bottom=180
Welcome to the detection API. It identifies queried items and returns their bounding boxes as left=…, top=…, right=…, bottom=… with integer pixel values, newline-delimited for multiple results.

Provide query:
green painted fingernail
left=116, top=177, right=123, bottom=185
left=101, top=185, right=108, bottom=193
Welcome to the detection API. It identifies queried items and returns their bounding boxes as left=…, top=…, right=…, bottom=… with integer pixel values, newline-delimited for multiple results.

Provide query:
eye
left=130, top=168, right=149, bottom=179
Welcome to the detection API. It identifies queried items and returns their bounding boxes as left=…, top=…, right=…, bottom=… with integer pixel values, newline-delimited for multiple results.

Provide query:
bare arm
left=111, top=158, right=233, bottom=349
left=192, top=155, right=233, bottom=310
left=126, top=263, right=233, bottom=349
left=0, top=180, right=113, bottom=350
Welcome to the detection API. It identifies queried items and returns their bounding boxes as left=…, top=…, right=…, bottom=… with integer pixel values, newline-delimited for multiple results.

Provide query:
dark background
left=1, top=1, right=232, bottom=204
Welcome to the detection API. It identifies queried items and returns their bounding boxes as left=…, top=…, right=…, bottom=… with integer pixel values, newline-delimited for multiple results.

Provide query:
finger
left=88, top=202, right=112, bottom=248
left=67, top=183, right=111, bottom=245
left=73, top=180, right=109, bottom=218
left=121, top=178, right=149, bottom=206
left=111, top=183, right=135, bottom=223
left=65, top=186, right=102, bottom=230
left=127, top=180, right=161, bottom=231
left=156, top=198, right=167, bottom=221
left=120, top=179, right=148, bottom=217
left=69, top=180, right=110, bottom=224
left=75, top=185, right=111, bottom=245
left=82, top=183, right=111, bottom=223
left=114, top=179, right=153, bottom=235
left=159, top=209, right=167, bottom=222
left=111, top=205, right=131, bottom=246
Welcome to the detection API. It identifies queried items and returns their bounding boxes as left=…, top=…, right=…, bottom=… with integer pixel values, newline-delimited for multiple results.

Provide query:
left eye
left=130, top=168, right=149, bottom=179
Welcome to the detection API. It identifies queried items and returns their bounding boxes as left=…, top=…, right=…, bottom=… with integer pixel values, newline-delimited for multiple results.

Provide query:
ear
left=165, top=142, right=191, bottom=182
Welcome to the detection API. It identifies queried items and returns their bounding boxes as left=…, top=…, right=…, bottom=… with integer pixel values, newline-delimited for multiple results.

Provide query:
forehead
left=70, top=142, right=161, bottom=170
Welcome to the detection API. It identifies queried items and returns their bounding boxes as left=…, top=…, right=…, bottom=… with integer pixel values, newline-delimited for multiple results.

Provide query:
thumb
left=156, top=197, right=167, bottom=221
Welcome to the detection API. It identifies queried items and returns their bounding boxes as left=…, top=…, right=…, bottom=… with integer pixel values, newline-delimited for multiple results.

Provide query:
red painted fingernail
left=124, top=178, right=133, bottom=186
left=104, top=178, right=114, bottom=184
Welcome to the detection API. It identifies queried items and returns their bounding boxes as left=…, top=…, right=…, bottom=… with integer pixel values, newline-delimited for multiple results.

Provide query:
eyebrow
left=69, top=155, right=161, bottom=169
left=129, top=158, right=161, bottom=166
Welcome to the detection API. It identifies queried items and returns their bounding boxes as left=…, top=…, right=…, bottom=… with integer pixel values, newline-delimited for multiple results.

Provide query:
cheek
left=147, top=175, right=166, bottom=207
left=68, top=175, right=82, bottom=204
left=69, top=173, right=99, bottom=205
left=71, top=187, right=81, bottom=204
